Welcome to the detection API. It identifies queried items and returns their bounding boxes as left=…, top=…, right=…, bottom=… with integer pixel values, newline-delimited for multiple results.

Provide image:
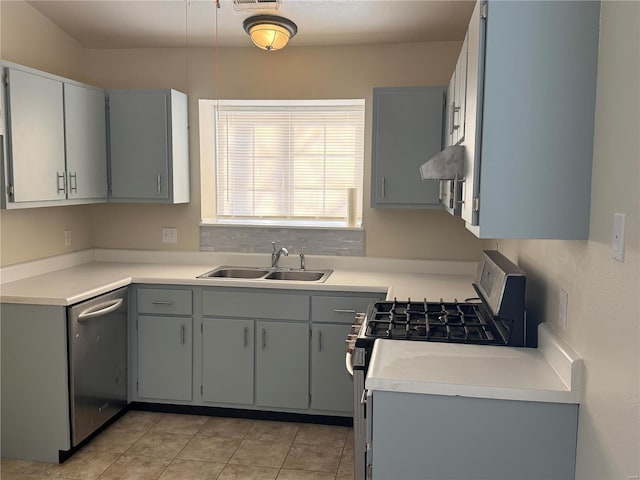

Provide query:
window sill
left=200, top=219, right=363, bottom=231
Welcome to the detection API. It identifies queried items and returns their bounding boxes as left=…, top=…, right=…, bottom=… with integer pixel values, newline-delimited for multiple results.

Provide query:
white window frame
left=202, top=99, right=365, bottom=228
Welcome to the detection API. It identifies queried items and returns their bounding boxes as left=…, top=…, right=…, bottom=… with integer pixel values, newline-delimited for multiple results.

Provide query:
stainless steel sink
left=197, top=267, right=270, bottom=279
left=263, top=270, right=332, bottom=282
left=197, top=266, right=332, bottom=282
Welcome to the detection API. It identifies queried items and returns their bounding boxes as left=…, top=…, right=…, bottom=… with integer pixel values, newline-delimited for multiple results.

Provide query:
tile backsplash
left=200, top=225, right=365, bottom=256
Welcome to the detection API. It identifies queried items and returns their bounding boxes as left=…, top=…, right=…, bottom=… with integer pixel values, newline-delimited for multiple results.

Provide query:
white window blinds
left=215, top=100, right=364, bottom=226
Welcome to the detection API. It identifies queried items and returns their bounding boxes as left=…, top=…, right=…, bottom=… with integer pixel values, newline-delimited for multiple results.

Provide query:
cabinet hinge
left=472, top=197, right=480, bottom=212
left=480, top=1, right=488, bottom=19
left=367, top=464, right=373, bottom=477
left=7, top=184, right=14, bottom=198
left=2, top=74, right=8, bottom=86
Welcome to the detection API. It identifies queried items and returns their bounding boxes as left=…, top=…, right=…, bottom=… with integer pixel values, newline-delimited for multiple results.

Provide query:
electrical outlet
left=162, top=227, right=178, bottom=244
left=64, top=229, right=72, bottom=247
left=612, top=213, right=626, bottom=262
left=558, top=289, right=568, bottom=332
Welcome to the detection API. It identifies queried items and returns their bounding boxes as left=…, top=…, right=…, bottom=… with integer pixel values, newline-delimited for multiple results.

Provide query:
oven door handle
left=345, top=351, right=354, bottom=377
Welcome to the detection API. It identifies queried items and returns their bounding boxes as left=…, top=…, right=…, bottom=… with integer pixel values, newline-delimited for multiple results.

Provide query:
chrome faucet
left=271, top=242, right=289, bottom=269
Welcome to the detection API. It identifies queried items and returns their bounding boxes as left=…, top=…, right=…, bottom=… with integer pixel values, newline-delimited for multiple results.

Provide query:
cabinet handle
left=69, top=172, right=78, bottom=193
left=360, top=389, right=368, bottom=405
left=381, top=177, right=386, bottom=198
left=57, top=172, right=66, bottom=194
left=152, top=301, right=174, bottom=305
left=181, top=324, right=186, bottom=344
left=261, top=328, right=266, bottom=349
left=318, top=330, right=323, bottom=352
left=243, top=326, right=249, bottom=348
left=157, top=173, right=161, bottom=194
left=334, top=309, right=357, bottom=314
left=451, top=103, right=461, bottom=132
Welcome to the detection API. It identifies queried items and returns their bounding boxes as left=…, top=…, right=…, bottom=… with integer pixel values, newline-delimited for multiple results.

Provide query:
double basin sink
left=197, top=266, right=333, bottom=283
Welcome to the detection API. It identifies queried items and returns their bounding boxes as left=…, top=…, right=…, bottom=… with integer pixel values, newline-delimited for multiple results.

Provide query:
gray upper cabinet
left=4, top=66, right=66, bottom=204
left=108, top=89, right=189, bottom=204
left=460, top=0, right=600, bottom=239
left=371, top=86, right=445, bottom=208
left=446, top=34, right=469, bottom=147
left=63, top=83, right=107, bottom=200
left=1, top=62, right=108, bottom=208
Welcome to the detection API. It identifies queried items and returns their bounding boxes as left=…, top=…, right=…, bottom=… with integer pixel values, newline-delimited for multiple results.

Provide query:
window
left=208, top=99, right=364, bottom=227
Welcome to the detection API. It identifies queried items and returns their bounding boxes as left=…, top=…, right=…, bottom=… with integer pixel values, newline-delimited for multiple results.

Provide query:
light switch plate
left=612, top=213, right=625, bottom=262
left=162, top=227, right=178, bottom=244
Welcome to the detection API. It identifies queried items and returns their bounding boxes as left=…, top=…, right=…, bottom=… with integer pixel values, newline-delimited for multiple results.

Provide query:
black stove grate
left=364, top=298, right=509, bottom=345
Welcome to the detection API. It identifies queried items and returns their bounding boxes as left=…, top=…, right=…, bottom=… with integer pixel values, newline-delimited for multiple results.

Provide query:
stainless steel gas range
left=345, top=250, right=530, bottom=480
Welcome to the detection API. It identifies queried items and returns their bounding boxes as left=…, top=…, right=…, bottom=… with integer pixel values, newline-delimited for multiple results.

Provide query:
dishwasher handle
left=77, top=298, right=124, bottom=321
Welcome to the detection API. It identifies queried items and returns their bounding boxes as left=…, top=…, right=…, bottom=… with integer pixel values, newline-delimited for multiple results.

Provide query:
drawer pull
left=334, top=309, right=357, bottom=314
left=243, top=326, right=249, bottom=348
left=152, top=301, right=174, bottom=305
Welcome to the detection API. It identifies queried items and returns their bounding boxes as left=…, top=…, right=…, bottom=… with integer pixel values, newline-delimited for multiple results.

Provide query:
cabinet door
left=202, top=318, right=254, bottom=405
left=453, top=33, right=469, bottom=144
left=64, top=84, right=107, bottom=200
left=311, top=323, right=353, bottom=413
left=5, top=67, right=65, bottom=202
left=371, top=87, right=445, bottom=207
left=109, top=91, right=169, bottom=200
left=256, top=321, right=309, bottom=410
left=137, top=315, right=192, bottom=401
left=445, top=74, right=456, bottom=147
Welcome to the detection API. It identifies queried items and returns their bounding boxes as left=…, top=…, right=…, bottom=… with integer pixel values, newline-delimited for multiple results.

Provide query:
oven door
left=349, top=347, right=368, bottom=480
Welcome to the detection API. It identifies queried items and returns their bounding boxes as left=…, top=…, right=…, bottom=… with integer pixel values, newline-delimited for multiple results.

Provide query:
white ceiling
left=26, top=0, right=475, bottom=49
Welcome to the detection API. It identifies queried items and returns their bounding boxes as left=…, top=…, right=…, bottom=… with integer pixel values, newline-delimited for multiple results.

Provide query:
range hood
left=419, top=145, right=465, bottom=180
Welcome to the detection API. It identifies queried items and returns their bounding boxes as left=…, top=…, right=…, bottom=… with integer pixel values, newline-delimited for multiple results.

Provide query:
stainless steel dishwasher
left=68, top=287, right=128, bottom=446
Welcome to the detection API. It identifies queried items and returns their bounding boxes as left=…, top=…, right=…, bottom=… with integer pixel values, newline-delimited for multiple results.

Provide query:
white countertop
left=366, top=323, right=582, bottom=404
left=0, top=249, right=477, bottom=306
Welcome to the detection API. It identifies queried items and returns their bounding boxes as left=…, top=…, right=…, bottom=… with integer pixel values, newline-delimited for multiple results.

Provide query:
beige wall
left=0, top=0, right=96, bottom=266
left=83, top=43, right=486, bottom=260
left=0, top=0, right=487, bottom=264
left=499, top=2, right=640, bottom=477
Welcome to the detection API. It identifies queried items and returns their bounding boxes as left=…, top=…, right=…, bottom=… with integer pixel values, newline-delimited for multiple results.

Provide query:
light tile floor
left=1, top=411, right=355, bottom=480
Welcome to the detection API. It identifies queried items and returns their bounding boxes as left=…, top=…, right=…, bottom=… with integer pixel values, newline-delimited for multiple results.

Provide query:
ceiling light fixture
left=243, top=15, right=297, bottom=51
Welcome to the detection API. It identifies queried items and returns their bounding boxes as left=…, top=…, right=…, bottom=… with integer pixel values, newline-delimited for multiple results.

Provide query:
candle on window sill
left=347, top=187, right=357, bottom=227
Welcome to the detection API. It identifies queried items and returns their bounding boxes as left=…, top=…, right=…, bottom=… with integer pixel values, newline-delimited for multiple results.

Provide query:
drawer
left=137, top=288, right=192, bottom=315
left=203, top=290, right=309, bottom=320
left=311, top=295, right=383, bottom=324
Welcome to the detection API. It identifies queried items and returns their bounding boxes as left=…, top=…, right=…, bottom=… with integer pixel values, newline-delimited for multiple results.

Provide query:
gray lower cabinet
left=310, top=293, right=384, bottom=414
left=202, top=317, right=254, bottom=405
left=370, top=86, right=445, bottom=208
left=0, top=303, right=70, bottom=463
left=369, top=390, right=578, bottom=480
left=311, top=323, right=353, bottom=413
left=137, top=315, right=192, bottom=401
left=136, top=286, right=193, bottom=402
left=256, top=321, right=309, bottom=410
